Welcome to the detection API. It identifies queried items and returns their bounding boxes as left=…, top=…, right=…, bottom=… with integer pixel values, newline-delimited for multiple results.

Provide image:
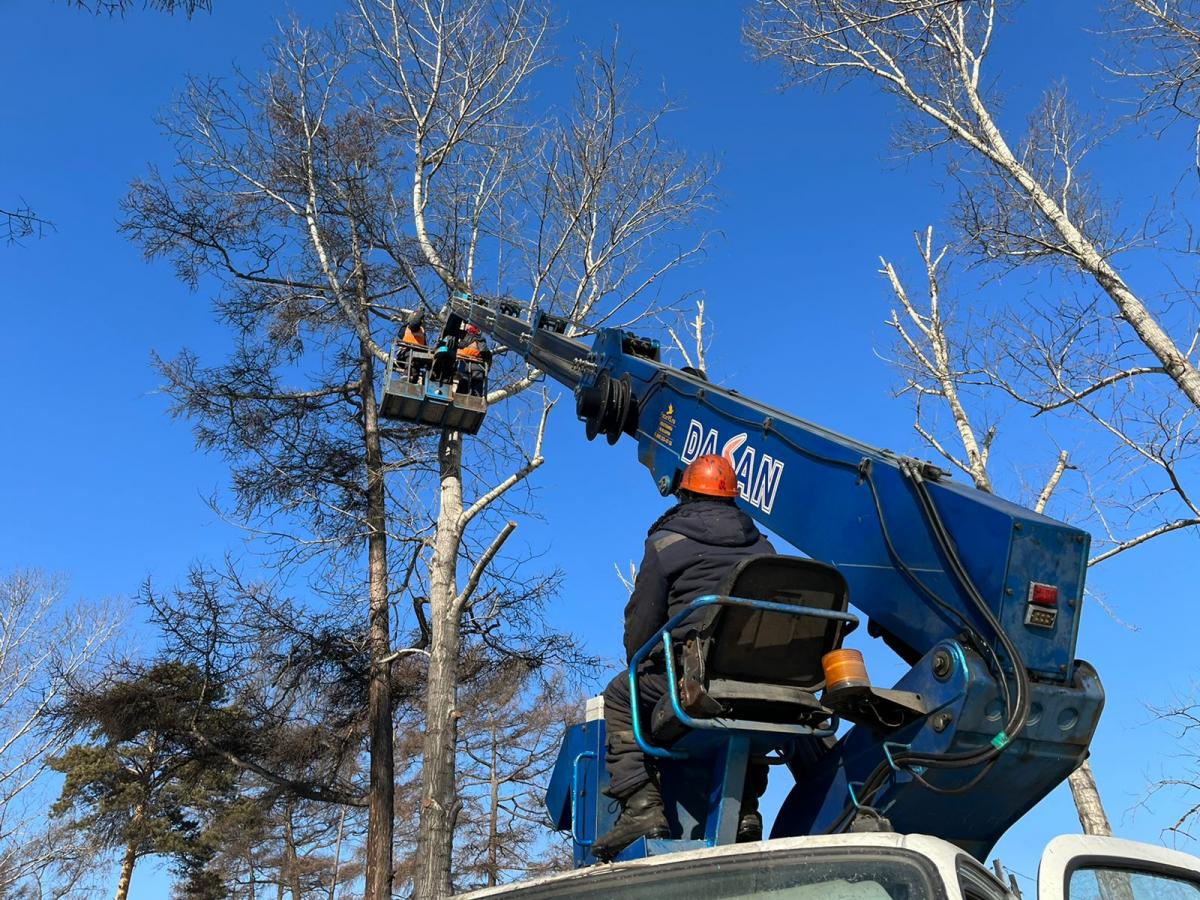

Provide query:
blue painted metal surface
left=455, top=299, right=1090, bottom=678
left=773, top=643, right=1103, bottom=859
left=464, top=297, right=1105, bottom=865
left=547, top=720, right=608, bottom=868
left=545, top=715, right=782, bottom=866
left=570, top=751, right=596, bottom=848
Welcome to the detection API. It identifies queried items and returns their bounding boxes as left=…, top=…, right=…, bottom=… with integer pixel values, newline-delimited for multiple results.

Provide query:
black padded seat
left=650, top=555, right=850, bottom=742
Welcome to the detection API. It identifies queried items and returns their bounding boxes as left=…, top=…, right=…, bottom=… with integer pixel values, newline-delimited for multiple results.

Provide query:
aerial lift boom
left=438, top=295, right=1104, bottom=864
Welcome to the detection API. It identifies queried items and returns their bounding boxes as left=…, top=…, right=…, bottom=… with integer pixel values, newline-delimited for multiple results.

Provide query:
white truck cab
left=459, top=833, right=1200, bottom=900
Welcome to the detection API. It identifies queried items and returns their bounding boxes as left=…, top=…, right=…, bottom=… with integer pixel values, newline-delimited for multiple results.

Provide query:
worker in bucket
left=402, top=312, right=427, bottom=347
left=456, top=324, right=490, bottom=397
left=591, top=454, right=775, bottom=861
left=399, top=312, right=428, bottom=383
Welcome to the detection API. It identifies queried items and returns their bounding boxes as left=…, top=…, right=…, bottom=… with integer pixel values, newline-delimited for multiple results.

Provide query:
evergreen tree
left=49, top=662, right=240, bottom=900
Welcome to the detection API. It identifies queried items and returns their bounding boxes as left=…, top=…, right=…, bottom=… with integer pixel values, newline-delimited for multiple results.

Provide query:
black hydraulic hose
left=823, top=464, right=1037, bottom=834
left=897, top=464, right=1032, bottom=768
left=859, top=460, right=1012, bottom=718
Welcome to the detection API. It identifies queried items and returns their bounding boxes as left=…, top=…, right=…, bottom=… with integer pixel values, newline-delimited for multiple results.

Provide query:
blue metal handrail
left=570, top=751, right=596, bottom=847
left=627, top=593, right=860, bottom=759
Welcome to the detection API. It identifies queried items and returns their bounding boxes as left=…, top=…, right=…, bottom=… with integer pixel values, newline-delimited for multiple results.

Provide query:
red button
left=1029, top=583, right=1058, bottom=606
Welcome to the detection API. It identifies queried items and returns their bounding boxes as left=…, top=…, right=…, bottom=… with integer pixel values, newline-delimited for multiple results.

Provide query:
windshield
left=1069, top=867, right=1200, bottom=900
left=474, top=849, right=943, bottom=899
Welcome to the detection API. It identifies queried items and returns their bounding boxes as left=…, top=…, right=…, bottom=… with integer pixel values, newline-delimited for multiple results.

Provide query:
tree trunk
left=1068, top=759, right=1112, bottom=835
left=413, top=431, right=466, bottom=900
left=113, top=802, right=144, bottom=900
left=1071, top=763, right=1134, bottom=900
left=113, top=840, right=137, bottom=900
left=488, top=722, right=500, bottom=887
left=329, top=806, right=346, bottom=900
left=361, top=332, right=395, bottom=900
left=284, top=801, right=302, bottom=900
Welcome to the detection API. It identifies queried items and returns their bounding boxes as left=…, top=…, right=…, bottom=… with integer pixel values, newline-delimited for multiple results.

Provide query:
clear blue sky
left=2, top=0, right=1196, bottom=895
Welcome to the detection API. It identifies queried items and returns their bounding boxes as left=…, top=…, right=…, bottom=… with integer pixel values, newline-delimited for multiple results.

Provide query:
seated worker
left=591, top=455, right=776, bottom=861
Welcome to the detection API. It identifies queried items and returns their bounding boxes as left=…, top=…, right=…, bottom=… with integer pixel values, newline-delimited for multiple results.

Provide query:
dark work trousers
left=603, top=665, right=669, bottom=800
left=602, top=666, right=770, bottom=807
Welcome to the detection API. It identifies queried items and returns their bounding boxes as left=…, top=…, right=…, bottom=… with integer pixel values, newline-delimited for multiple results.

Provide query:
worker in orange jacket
left=399, top=313, right=428, bottom=383
left=456, top=324, right=489, bottom=396
left=402, top=313, right=427, bottom=347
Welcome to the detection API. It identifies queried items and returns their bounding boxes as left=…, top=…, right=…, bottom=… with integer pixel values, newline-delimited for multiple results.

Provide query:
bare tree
left=666, top=297, right=710, bottom=374
left=1, top=204, right=52, bottom=245
left=121, top=22, right=437, bottom=894
left=0, top=570, right=120, bottom=895
left=353, top=4, right=712, bottom=896
left=450, top=664, right=577, bottom=891
left=1145, top=692, right=1200, bottom=843
left=746, top=0, right=1200, bottom=411
left=67, top=0, right=212, bottom=14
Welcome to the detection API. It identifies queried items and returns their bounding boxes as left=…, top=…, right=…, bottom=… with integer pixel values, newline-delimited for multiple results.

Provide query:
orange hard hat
left=679, top=454, right=739, bottom=498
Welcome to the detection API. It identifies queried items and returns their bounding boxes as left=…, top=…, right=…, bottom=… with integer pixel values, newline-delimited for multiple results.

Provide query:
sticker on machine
left=680, top=419, right=784, bottom=514
left=654, top=403, right=676, bottom=445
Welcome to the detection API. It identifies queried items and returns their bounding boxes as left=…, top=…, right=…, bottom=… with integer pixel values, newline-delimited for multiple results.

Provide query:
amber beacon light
left=822, top=648, right=870, bottom=692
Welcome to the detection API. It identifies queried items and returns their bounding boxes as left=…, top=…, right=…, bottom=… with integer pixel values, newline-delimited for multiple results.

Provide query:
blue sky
left=2, top=0, right=1198, bottom=895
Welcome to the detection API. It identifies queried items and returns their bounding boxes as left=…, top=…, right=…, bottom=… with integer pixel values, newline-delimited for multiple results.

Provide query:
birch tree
left=747, top=0, right=1200, bottom=837
left=353, top=4, right=711, bottom=895
left=0, top=571, right=119, bottom=895
left=745, top=0, right=1200, bottom=412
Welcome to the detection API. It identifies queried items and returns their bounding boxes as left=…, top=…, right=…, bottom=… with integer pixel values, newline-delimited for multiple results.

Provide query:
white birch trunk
left=413, top=431, right=466, bottom=900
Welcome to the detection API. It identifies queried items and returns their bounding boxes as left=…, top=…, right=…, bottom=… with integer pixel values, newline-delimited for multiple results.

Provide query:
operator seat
left=650, top=555, right=852, bottom=743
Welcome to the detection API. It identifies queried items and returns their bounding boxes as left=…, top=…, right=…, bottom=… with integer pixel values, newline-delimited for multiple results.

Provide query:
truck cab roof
left=458, top=832, right=1200, bottom=900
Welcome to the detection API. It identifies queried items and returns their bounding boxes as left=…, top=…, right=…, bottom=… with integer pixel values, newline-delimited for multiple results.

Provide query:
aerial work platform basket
left=379, top=337, right=488, bottom=435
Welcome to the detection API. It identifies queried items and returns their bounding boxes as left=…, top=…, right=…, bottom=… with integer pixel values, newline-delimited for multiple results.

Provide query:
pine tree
left=49, top=662, right=240, bottom=900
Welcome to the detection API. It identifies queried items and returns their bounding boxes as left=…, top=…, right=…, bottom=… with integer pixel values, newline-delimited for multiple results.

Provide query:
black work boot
left=737, top=790, right=763, bottom=842
left=737, top=762, right=767, bottom=842
left=736, top=809, right=763, bottom=842
left=591, top=781, right=669, bottom=861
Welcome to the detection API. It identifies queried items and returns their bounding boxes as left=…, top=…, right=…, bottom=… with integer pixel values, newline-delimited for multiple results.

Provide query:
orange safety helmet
left=678, top=454, right=739, bottom=498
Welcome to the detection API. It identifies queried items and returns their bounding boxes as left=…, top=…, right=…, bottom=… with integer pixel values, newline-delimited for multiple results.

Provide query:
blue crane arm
left=455, top=298, right=1088, bottom=679
left=455, top=297, right=1103, bottom=859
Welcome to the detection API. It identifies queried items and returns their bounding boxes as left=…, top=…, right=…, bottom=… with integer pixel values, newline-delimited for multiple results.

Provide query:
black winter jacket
left=622, top=499, right=775, bottom=662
